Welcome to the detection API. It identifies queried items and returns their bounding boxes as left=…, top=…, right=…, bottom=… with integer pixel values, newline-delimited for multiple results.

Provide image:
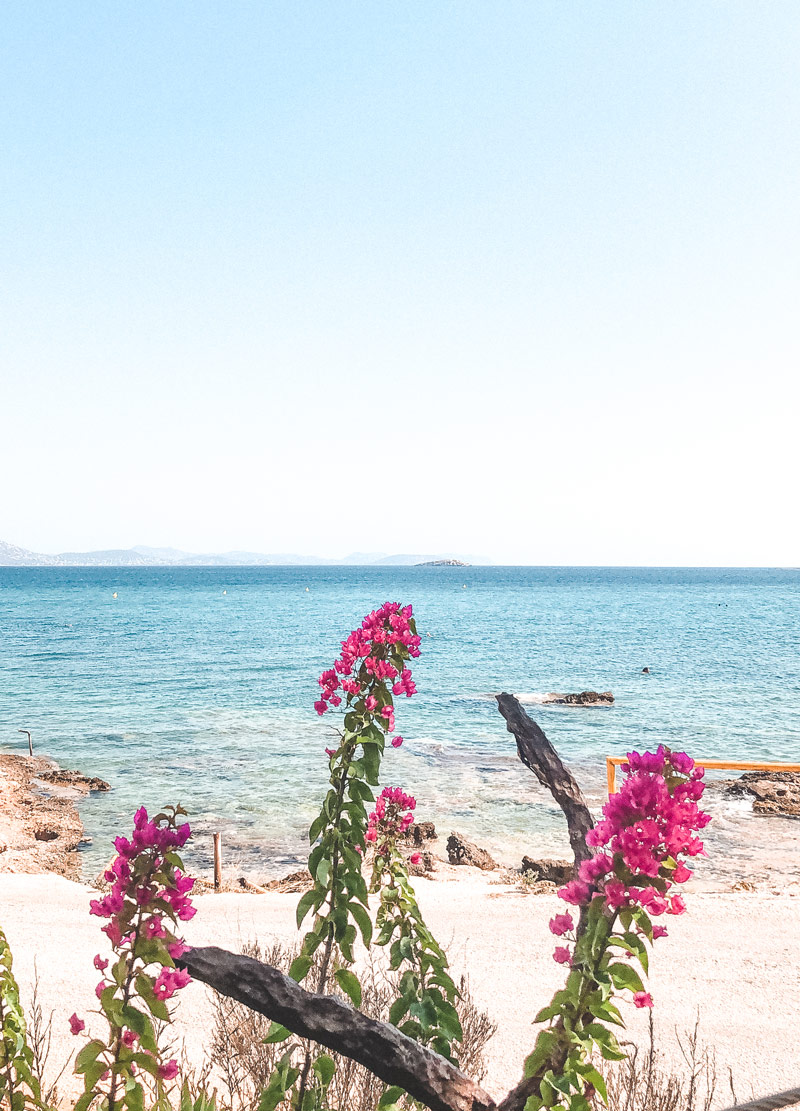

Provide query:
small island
left=415, top=558, right=471, bottom=567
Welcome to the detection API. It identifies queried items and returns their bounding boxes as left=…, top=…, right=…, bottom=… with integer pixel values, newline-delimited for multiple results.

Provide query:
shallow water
left=1, top=566, right=798, bottom=885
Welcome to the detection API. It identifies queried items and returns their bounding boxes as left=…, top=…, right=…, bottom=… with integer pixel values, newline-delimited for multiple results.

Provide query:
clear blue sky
left=2, top=2, right=798, bottom=564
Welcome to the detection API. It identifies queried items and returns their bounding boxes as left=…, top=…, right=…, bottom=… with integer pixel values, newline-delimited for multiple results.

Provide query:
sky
left=1, top=2, right=798, bottom=565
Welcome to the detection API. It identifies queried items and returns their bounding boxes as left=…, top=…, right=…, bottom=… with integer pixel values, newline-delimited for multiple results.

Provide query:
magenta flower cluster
left=89, top=806, right=195, bottom=948
left=551, top=746, right=710, bottom=1000
left=365, top=786, right=417, bottom=859
left=314, top=602, right=420, bottom=739
left=78, top=806, right=196, bottom=1084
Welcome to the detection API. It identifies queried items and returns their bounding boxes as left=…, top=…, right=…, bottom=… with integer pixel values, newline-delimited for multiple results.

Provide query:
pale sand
left=1, top=871, right=798, bottom=1107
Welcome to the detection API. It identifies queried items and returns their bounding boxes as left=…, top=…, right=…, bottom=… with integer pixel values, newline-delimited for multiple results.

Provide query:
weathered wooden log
left=179, top=945, right=496, bottom=1111
left=495, top=692, right=595, bottom=868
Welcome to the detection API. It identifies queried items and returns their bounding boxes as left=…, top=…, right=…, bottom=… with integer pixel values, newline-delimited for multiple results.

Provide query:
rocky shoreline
left=2, top=750, right=798, bottom=892
left=0, top=753, right=109, bottom=879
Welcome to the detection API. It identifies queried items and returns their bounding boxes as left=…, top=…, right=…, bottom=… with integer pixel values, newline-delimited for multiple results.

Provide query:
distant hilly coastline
left=0, top=540, right=483, bottom=568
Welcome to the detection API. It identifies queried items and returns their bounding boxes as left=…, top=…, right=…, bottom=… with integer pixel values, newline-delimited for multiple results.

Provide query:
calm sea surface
left=1, top=567, right=799, bottom=886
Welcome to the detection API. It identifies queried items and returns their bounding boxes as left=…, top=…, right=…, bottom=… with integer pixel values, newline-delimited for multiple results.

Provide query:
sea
left=1, top=566, right=799, bottom=889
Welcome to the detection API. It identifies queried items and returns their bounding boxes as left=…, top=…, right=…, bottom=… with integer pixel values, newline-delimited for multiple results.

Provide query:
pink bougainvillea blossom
left=551, top=746, right=709, bottom=988
left=69, top=1013, right=85, bottom=1036
left=314, top=603, right=420, bottom=732
left=549, top=913, right=574, bottom=937
left=366, top=786, right=416, bottom=856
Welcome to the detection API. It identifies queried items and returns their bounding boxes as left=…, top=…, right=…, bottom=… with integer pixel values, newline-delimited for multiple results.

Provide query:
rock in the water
left=520, top=857, right=573, bottom=885
left=446, top=832, right=497, bottom=870
left=416, top=559, right=470, bottom=567
left=541, top=691, right=614, bottom=707
left=36, top=769, right=110, bottom=793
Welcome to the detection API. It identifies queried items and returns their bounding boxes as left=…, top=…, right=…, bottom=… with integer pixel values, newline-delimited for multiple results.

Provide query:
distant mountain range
left=0, top=540, right=483, bottom=568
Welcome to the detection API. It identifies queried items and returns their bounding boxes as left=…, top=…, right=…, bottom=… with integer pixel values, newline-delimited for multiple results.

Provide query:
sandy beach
left=1, top=869, right=798, bottom=1108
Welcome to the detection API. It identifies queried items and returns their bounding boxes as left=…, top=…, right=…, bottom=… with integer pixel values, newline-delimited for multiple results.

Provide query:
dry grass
left=603, top=1014, right=724, bottom=1111
left=28, top=963, right=73, bottom=1106
left=205, top=939, right=496, bottom=1111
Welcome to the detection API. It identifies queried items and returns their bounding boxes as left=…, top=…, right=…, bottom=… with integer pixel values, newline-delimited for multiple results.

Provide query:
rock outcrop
left=446, top=832, right=497, bottom=871
left=520, top=857, right=573, bottom=885
left=542, top=691, right=614, bottom=707
left=0, top=754, right=100, bottom=878
left=740, top=772, right=800, bottom=817
left=716, top=771, right=800, bottom=817
left=402, top=820, right=438, bottom=846
left=416, top=559, right=470, bottom=567
left=35, top=768, right=110, bottom=793
left=262, top=869, right=314, bottom=892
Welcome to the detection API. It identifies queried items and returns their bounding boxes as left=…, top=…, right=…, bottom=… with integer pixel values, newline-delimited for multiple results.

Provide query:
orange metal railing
left=605, top=755, right=800, bottom=795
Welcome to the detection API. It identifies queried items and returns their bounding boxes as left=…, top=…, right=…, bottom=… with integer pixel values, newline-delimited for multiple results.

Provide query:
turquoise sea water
left=1, top=566, right=799, bottom=884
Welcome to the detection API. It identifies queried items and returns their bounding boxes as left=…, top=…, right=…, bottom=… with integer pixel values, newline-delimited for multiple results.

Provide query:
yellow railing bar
left=605, top=756, right=800, bottom=796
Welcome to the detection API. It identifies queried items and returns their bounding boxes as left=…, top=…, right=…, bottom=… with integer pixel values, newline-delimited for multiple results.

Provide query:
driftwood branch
left=495, top=692, right=595, bottom=868
left=179, top=946, right=496, bottom=1111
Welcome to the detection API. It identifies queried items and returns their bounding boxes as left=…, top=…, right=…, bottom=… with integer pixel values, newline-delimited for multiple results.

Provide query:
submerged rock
left=446, top=832, right=497, bottom=871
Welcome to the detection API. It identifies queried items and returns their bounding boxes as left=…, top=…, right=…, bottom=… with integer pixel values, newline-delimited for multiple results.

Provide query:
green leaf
left=348, top=901, right=373, bottom=947
left=348, top=779, right=374, bottom=804
left=74, top=1092, right=97, bottom=1111
left=582, top=1023, right=627, bottom=1061
left=75, top=1039, right=108, bottom=1074
left=134, top=974, right=170, bottom=1022
left=313, top=856, right=330, bottom=886
left=125, top=1079, right=145, bottom=1111
left=361, top=742, right=381, bottom=784
left=334, top=968, right=362, bottom=1008
left=311, top=1054, right=336, bottom=1088
left=621, top=931, right=649, bottom=975
left=524, top=1030, right=558, bottom=1077
left=607, top=962, right=645, bottom=995
left=287, top=955, right=312, bottom=983
left=121, top=1004, right=158, bottom=1053
left=262, top=1023, right=291, bottom=1045
left=590, top=1000, right=625, bottom=1027
left=377, top=1086, right=406, bottom=1110
left=388, top=995, right=411, bottom=1026
left=410, top=994, right=437, bottom=1031
left=308, top=813, right=325, bottom=844
left=295, top=889, right=318, bottom=929
left=573, top=1063, right=609, bottom=1104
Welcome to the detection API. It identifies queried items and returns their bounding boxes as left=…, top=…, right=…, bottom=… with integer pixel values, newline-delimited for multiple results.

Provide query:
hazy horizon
left=2, top=535, right=797, bottom=569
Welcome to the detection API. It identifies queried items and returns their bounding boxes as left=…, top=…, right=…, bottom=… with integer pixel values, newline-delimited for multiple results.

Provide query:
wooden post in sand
left=213, top=832, right=222, bottom=892
left=18, top=730, right=33, bottom=756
